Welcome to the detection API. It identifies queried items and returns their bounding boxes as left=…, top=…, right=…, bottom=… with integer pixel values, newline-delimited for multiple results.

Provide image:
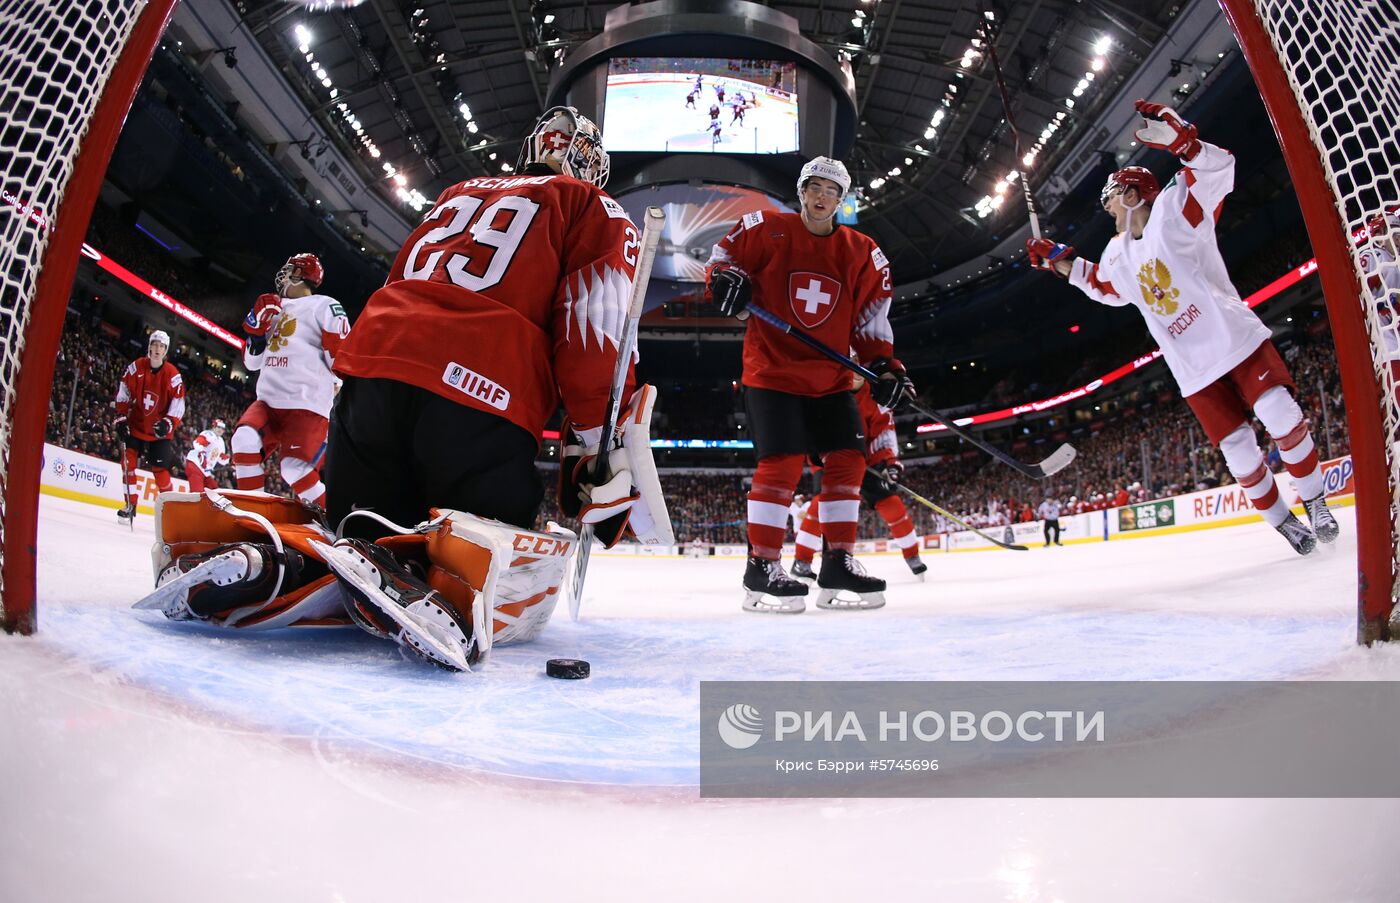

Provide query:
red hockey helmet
left=1101, top=166, right=1160, bottom=209
left=275, top=252, right=323, bottom=295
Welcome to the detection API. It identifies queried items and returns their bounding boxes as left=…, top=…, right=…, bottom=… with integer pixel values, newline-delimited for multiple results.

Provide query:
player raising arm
left=231, top=253, right=348, bottom=507
left=1027, top=100, right=1338, bottom=555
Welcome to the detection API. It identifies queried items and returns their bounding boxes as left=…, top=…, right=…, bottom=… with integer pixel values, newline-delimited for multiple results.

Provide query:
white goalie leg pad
left=428, top=511, right=579, bottom=647
left=617, top=384, right=674, bottom=545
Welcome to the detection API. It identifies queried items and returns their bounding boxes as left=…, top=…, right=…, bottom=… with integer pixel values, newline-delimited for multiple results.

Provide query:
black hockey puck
left=546, top=658, right=590, bottom=680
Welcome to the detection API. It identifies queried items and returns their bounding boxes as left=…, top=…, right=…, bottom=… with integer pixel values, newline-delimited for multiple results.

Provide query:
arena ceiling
left=230, top=0, right=1184, bottom=282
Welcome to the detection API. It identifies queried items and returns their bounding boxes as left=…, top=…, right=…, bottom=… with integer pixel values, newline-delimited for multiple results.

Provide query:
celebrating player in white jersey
left=231, top=253, right=349, bottom=506
left=1028, top=99, right=1338, bottom=555
left=184, top=418, right=229, bottom=493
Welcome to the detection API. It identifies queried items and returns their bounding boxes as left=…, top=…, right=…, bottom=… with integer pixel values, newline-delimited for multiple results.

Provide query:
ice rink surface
left=4, top=494, right=1399, bottom=902
left=603, top=77, right=799, bottom=154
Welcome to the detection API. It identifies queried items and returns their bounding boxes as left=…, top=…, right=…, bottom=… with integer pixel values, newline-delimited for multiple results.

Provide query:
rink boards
left=36, top=440, right=1355, bottom=555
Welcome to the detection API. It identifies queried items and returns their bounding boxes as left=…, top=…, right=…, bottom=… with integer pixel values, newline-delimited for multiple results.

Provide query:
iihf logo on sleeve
left=717, top=703, right=764, bottom=749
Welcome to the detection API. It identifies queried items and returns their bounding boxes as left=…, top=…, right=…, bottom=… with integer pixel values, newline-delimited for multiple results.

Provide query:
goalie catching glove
left=1133, top=100, right=1200, bottom=160
left=560, top=383, right=675, bottom=548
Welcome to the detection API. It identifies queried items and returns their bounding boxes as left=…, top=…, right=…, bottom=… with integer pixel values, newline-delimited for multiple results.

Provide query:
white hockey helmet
left=148, top=330, right=170, bottom=349
left=518, top=105, right=610, bottom=188
left=797, top=156, right=851, bottom=198
left=211, top=418, right=227, bottom=433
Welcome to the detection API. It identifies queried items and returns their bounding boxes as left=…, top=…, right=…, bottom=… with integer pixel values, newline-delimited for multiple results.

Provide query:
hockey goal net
left=1221, top=0, right=1400, bottom=642
left=0, top=0, right=176, bottom=634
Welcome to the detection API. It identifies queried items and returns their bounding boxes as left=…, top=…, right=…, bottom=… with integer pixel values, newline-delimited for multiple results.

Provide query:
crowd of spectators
left=46, top=302, right=1350, bottom=546
left=47, top=308, right=290, bottom=495
left=85, top=202, right=246, bottom=329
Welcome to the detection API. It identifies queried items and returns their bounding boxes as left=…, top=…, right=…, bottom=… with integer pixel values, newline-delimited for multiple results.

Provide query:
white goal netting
left=0, top=0, right=149, bottom=623
left=1243, top=0, right=1400, bottom=628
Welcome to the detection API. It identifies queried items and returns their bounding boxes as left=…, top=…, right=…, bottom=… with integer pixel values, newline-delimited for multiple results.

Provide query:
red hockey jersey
left=115, top=358, right=186, bottom=441
left=706, top=210, right=895, bottom=396
left=334, top=171, right=640, bottom=442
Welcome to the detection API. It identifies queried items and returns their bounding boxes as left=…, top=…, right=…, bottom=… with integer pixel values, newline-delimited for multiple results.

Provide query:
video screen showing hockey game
left=615, top=183, right=792, bottom=282
left=603, top=57, right=799, bottom=154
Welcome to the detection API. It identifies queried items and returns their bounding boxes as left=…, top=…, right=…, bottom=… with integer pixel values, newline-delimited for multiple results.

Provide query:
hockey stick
left=981, top=18, right=1042, bottom=240
left=869, top=468, right=1028, bottom=551
left=569, top=205, right=666, bottom=621
left=744, top=305, right=1076, bottom=478
left=119, top=439, right=135, bottom=532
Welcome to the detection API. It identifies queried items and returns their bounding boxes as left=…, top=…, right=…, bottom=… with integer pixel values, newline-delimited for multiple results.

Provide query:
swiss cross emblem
left=542, top=129, right=570, bottom=151
left=142, top=392, right=157, bottom=411
left=788, top=272, right=842, bottom=329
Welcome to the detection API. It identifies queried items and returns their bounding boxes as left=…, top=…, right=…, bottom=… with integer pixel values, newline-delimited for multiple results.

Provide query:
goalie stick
left=569, top=205, right=666, bottom=620
left=744, top=305, right=1076, bottom=479
left=981, top=16, right=1043, bottom=240
left=869, top=468, right=1029, bottom=552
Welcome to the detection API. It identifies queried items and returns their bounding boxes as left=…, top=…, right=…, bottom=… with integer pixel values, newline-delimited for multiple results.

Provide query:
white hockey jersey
left=244, top=292, right=350, bottom=417
left=1361, top=241, right=1400, bottom=361
left=185, top=429, right=229, bottom=473
left=1067, top=142, right=1271, bottom=397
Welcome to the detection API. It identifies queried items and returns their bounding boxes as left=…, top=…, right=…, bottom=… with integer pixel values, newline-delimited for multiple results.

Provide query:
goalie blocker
left=132, top=489, right=578, bottom=671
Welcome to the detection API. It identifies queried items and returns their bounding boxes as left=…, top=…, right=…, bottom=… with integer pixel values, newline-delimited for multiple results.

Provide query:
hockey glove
left=113, top=416, right=131, bottom=445
left=1133, top=100, right=1201, bottom=160
left=153, top=417, right=173, bottom=439
left=244, top=293, right=283, bottom=337
left=709, top=266, right=752, bottom=319
left=868, top=358, right=916, bottom=411
left=872, top=460, right=903, bottom=494
left=1027, top=238, right=1075, bottom=277
left=559, top=384, right=674, bottom=548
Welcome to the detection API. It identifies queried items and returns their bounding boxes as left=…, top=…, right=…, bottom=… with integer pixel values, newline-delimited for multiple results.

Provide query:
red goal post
left=0, top=0, right=178, bottom=634
left=1220, top=0, right=1400, bottom=642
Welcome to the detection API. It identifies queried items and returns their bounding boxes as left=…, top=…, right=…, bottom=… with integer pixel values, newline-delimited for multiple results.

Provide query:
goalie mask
left=518, top=106, right=610, bottom=188
left=1101, top=166, right=1160, bottom=210
left=274, top=252, right=324, bottom=296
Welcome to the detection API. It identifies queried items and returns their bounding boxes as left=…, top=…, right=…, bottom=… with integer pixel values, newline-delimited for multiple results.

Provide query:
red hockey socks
left=747, top=453, right=805, bottom=559
left=875, top=495, right=920, bottom=558
left=817, top=449, right=863, bottom=552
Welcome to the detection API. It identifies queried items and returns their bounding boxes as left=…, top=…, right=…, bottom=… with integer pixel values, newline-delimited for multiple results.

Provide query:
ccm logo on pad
left=443, top=362, right=510, bottom=411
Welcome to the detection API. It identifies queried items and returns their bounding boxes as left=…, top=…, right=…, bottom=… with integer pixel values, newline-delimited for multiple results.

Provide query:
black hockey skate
left=742, top=556, right=808, bottom=614
left=1302, top=494, right=1339, bottom=544
left=816, top=549, right=886, bottom=610
left=790, top=558, right=817, bottom=581
left=905, top=555, right=928, bottom=580
left=1275, top=513, right=1317, bottom=556
left=312, top=538, right=482, bottom=672
left=116, top=501, right=136, bottom=522
left=134, top=542, right=289, bottom=622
